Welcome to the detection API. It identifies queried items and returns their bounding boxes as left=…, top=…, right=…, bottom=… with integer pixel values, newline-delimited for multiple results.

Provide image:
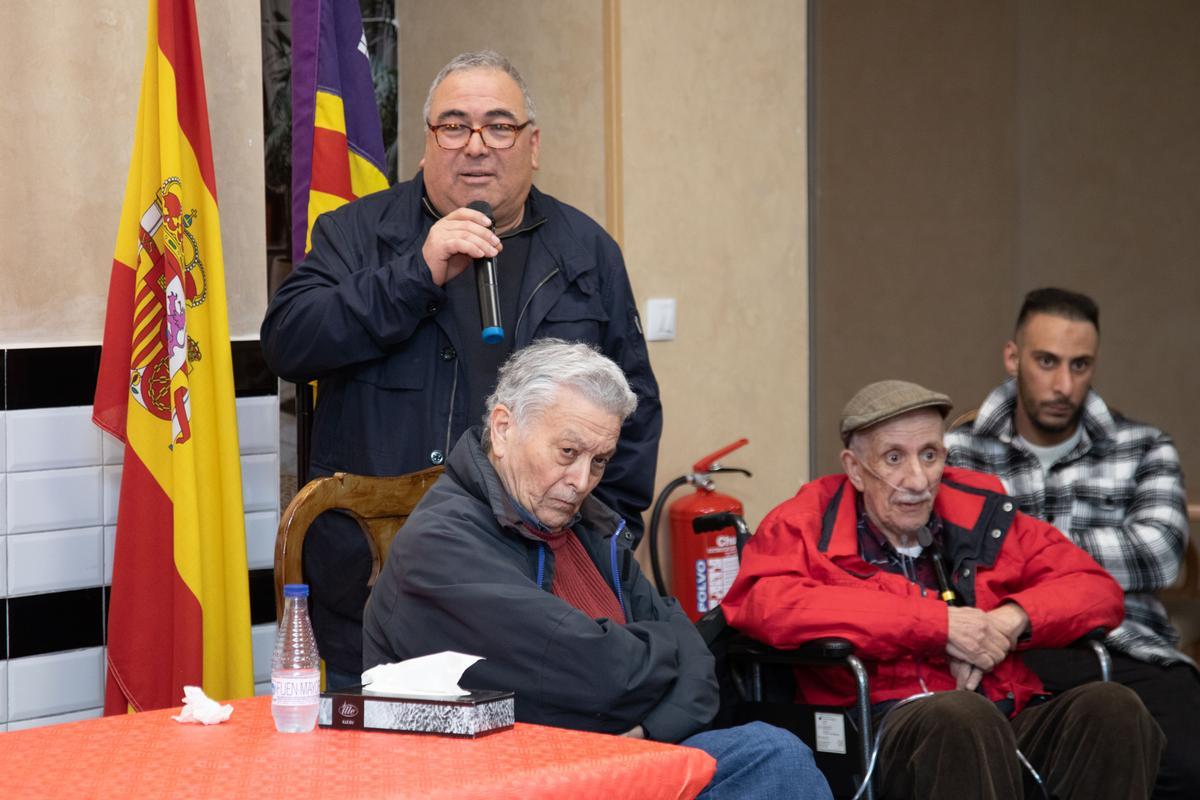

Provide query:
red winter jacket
left=722, top=467, right=1123, bottom=715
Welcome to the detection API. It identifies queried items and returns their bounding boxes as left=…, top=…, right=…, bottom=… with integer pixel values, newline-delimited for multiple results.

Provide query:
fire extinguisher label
left=694, top=553, right=740, bottom=613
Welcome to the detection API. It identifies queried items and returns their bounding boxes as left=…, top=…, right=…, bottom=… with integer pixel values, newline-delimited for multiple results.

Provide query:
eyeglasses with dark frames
left=427, top=121, right=533, bottom=150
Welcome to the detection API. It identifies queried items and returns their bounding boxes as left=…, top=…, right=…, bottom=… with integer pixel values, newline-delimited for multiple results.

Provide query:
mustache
left=1040, top=395, right=1077, bottom=409
left=859, top=461, right=938, bottom=503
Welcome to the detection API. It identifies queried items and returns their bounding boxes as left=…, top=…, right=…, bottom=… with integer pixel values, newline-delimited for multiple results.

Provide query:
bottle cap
left=283, top=583, right=309, bottom=598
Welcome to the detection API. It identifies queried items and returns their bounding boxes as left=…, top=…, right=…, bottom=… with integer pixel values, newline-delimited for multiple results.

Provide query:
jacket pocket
left=539, top=288, right=610, bottom=344
left=1070, top=477, right=1135, bottom=528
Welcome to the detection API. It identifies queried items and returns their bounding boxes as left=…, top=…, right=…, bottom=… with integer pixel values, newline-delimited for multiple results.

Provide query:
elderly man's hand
left=621, top=725, right=646, bottom=739
left=421, top=206, right=501, bottom=286
left=945, top=606, right=1011, bottom=671
left=987, top=602, right=1030, bottom=649
left=948, top=657, right=984, bottom=691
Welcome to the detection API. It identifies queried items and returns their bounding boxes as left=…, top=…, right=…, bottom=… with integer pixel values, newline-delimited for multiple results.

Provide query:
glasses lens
left=481, top=125, right=517, bottom=149
left=432, top=123, right=522, bottom=150
left=436, top=125, right=470, bottom=148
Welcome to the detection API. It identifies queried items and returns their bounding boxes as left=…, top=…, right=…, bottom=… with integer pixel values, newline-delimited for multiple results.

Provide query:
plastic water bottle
left=271, top=583, right=321, bottom=733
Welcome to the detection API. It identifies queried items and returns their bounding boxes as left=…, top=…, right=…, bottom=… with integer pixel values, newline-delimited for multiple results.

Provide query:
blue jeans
left=683, top=722, right=834, bottom=799
left=325, top=666, right=361, bottom=691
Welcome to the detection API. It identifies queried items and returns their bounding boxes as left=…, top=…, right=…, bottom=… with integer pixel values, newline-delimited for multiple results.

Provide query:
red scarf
left=538, top=529, right=626, bottom=624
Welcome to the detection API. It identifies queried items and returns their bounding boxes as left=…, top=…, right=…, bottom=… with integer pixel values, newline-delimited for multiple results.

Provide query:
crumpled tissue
left=171, top=685, right=234, bottom=725
left=361, top=651, right=483, bottom=698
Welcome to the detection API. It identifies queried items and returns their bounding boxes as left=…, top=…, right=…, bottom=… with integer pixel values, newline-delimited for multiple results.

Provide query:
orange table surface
left=1, top=696, right=716, bottom=799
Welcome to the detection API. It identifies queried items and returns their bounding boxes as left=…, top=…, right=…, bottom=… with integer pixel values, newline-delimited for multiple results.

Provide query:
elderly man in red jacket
left=723, top=379, right=1163, bottom=800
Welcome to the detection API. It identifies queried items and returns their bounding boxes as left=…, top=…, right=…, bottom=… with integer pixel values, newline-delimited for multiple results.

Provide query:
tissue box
left=318, top=687, right=515, bottom=738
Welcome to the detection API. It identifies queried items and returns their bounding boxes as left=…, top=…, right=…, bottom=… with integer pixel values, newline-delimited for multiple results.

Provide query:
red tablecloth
left=3, top=696, right=716, bottom=799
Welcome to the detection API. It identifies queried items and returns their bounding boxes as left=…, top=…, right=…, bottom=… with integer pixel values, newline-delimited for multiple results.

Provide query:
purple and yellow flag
left=93, top=0, right=253, bottom=713
left=291, top=0, right=389, bottom=262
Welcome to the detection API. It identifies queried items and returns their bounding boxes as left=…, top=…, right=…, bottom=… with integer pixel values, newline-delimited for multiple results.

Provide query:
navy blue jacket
left=364, top=429, right=717, bottom=743
left=260, top=174, right=662, bottom=673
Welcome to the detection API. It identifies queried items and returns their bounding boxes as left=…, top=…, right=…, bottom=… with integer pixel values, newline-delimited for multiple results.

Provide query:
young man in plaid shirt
left=946, top=287, right=1196, bottom=799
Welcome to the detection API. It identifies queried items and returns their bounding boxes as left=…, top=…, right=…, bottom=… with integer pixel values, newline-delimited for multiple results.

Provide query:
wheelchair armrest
left=1068, top=627, right=1108, bottom=646
left=1069, top=627, right=1113, bottom=682
left=725, top=633, right=876, bottom=798
left=728, top=636, right=856, bottom=665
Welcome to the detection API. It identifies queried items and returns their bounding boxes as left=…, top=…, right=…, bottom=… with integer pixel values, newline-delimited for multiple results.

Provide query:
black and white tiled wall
left=0, top=342, right=283, bottom=731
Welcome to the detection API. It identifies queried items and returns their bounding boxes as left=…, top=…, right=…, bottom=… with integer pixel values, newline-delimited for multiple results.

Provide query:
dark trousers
left=1025, top=649, right=1200, bottom=800
left=325, top=666, right=361, bottom=692
left=878, top=684, right=1162, bottom=800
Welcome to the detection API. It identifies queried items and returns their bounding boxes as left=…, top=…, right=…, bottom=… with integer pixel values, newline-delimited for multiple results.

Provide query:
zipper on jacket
left=609, top=519, right=628, bottom=620
left=514, top=268, right=559, bottom=339
left=444, top=361, right=459, bottom=456
left=534, top=520, right=628, bottom=621
left=536, top=542, right=546, bottom=589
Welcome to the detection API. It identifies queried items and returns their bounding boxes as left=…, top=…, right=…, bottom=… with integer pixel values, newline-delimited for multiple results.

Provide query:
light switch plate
left=645, top=298, right=676, bottom=342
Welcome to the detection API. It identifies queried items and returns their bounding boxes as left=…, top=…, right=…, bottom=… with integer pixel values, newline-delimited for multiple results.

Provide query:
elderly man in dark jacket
left=261, top=51, right=661, bottom=686
left=364, top=340, right=832, bottom=799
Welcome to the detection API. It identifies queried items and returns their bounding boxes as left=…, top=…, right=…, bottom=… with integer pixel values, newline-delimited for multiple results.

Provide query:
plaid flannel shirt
left=945, top=378, right=1192, bottom=667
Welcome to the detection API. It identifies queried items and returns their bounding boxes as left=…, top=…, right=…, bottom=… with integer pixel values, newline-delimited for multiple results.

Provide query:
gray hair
left=423, top=50, right=537, bottom=124
left=482, top=339, right=637, bottom=451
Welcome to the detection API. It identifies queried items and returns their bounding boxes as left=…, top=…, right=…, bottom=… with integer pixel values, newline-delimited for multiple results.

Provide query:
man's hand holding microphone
left=420, top=200, right=506, bottom=344
left=421, top=204, right=501, bottom=286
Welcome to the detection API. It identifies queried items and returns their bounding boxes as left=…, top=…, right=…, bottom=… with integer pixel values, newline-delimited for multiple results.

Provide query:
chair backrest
left=272, top=467, right=444, bottom=617
left=1161, top=503, right=1200, bottom=663
left=947, top=408, right=978, bottom=431
left=1176, top=510, right=1199, bottom=593
left=1165, top=503, right=1200, bottom=595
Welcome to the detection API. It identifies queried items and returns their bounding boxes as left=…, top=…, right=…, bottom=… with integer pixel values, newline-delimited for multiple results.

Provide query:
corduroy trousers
left=877, top=682, right=1163, bottom=800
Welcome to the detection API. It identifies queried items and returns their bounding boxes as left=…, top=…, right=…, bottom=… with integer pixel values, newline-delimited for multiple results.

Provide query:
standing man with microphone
left=261, top=51, right=661, bottom=690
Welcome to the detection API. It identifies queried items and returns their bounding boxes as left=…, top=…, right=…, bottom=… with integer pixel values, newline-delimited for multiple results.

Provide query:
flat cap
left=840, top=379, right=952, bottom=445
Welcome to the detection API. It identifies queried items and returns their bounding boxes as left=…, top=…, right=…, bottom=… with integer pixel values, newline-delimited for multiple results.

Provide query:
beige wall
left=811, top=1, right=1200, bottom=494
left=1016, top=0, right=1200, bottom=479
left=0, top=1, right=266, bottom=346
left=810, top=1, right=1018, bottom=470
left=621, top=2, right=809, bottom=528
left=394, top=2, right=810, bottom=581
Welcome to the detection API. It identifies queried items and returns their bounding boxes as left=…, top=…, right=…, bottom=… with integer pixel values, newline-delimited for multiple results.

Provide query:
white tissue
left=360, top=651, right=484, bottom=697
left=171, top=685, right=234, bottom=725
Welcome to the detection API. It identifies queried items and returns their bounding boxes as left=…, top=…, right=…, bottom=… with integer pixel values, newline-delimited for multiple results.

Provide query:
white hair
left=423, top=50, right=537, bottom=123
left=482, top=339, right=636, bottom=450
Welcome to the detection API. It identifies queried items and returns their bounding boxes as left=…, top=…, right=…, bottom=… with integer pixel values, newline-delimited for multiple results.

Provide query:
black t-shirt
left=441, top=202, right=544, bottom=427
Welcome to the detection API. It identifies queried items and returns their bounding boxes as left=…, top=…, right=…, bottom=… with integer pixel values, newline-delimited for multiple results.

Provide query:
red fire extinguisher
left=645, top=439, right=751, bottom=621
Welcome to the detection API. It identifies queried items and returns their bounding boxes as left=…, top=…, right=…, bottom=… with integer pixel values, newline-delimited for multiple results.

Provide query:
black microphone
left=467, top=200, right=503, bottom=344
left=917, top=525, right=960, bottom=606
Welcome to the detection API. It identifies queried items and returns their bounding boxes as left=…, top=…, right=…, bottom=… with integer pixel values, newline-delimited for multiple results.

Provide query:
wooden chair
left=272, top=467, right=444, bottom=617
left=947, top=408, right=977, bottom=431
left=1162, top=503, right=1200, bottom=663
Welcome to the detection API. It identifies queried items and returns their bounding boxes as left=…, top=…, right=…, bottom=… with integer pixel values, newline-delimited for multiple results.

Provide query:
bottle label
left=272, top=671, right=320, bottom=706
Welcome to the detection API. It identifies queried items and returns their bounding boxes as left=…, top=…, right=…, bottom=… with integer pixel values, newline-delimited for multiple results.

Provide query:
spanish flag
left=291, top=0, right=389, bottom=262
left=93, top=0, right=253, bottom=713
